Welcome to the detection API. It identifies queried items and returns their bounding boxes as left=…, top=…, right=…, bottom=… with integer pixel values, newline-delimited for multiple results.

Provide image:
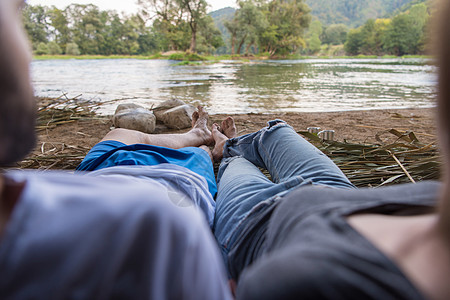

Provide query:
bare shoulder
left=348, top=213, right=450, bottom=300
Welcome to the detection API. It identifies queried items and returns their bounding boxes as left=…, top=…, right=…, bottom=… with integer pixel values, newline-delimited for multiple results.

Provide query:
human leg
left=213, top=119, right=355, bottom=264
left=222, top=120, right=354, bottom=189
left=100, top=106, right=213, bottom=150
left=212, top=119, right=304, bottom=261
left=77, top=106, right=216, bottom=195
left=212, top=117, right=237, bottom=162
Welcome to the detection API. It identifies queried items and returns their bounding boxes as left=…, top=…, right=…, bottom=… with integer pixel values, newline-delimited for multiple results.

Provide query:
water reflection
left=30, top=58, right=436, bottom=115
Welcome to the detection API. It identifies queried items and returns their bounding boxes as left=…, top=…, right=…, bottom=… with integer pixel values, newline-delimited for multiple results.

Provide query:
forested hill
left=210, top=0, right=428, bottom=30
left=304, top=0, right=424, bottom=27
left=209, top=7, right=234, bottom=37
left=208, top=7, right=235, bottom=54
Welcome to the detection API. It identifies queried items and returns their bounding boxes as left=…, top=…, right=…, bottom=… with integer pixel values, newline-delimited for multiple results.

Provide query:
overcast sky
left=26, top=0, right=236, bottom=14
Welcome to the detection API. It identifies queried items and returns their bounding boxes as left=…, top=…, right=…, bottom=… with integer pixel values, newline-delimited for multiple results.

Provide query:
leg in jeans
left=223, top=119, right=354, bottom=188
left=212, top=119, right=355, bottom=264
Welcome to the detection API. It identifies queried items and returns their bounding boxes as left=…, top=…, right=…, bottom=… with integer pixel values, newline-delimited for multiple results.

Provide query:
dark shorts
left=77, top=140, right=217, bottom=197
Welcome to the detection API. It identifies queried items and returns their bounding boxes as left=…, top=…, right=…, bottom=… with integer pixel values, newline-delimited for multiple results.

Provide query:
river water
left=31, top=58, right=437, bottom=115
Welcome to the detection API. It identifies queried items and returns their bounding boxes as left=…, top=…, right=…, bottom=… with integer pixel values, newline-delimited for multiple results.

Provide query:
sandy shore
left=35, top=107, right=437, bottom=152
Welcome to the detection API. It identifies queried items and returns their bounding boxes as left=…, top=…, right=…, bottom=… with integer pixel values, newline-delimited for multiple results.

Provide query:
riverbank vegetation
left=23, top=0, right=432, bottom=59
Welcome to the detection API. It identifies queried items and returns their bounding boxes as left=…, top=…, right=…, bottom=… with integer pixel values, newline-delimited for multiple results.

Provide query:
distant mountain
left=387, top=0, right=429, bottom=17
left=209, top=1, right=428, bottom=31
left=209, top=7, right=235, bottom=54
left=305, top=0, right=419, bottom=27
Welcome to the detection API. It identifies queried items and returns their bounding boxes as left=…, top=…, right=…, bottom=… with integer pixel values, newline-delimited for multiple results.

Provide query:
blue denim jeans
left=213, top=120, right=355, bottom=265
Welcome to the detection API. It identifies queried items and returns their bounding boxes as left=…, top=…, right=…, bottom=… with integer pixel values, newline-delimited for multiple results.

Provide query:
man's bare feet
left=212, top=117, right=237, bottom=162
left=191, top=106, right=214, bottom=146
left=221, top=117, right=237, bottom=138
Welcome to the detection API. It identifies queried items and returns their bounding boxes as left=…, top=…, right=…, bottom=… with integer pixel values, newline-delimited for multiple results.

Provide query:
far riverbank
left=32, top=54, right=431, bottom=61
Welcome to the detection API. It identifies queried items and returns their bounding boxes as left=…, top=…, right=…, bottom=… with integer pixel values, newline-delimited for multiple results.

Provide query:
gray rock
left=115, top=103, right=145, bottom=114
left=153, top=99, right=186, bottom=121
left=161, top=104, right=196, bottom=129
left=113, top=104, right=156, bottom=133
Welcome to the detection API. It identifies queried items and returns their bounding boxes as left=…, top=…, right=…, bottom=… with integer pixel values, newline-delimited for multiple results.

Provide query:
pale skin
left=211, top=117, right=237, bottom=162
left=100, top=106, right=216, bottom=161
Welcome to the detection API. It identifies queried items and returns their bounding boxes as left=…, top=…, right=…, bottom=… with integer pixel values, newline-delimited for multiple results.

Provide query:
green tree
left=323, top=24, right=348, bottom=45
left=260, top=0, right=311, bottom=57
left=408, top=3, right=429, bottom=53
left=109, top=14, right=141, bottom=55
left=344, top=27, right=363, bottom=55
left=372, top=18, right=390, bottom=55
left=138, top=0, right=213, bottom=53
left=231, top=0, right=267, bottom=55
left=383, top=14, right=414, bottom=55
left=22, top=4, right=49, bottom=49
left=35, top=42, right=49, bottom=55
left=128, top=15, right=161, bottom=54
left=138, top=0, right=182, bottom=51
left=307, top=34, right=321, bottom=53
left=224, top=17, right=241, bottom=55
left=197, top=15, right=224, bottom=54
left=359, top=19, right=377, bottom=54
left=305, top=19, right=322, bottom=53
left=177, top=0, right=208, bottom=52
left=65, top=4, right=107, bottom=55
left=47, top=41, right=62, bottom=55
left=65, top=42, right=80, bottom=55
left=309, top=19, right=323, bottom=37
left=48, top=7, right=70, bottom=52
left=383, top=3, right=429, bottom=55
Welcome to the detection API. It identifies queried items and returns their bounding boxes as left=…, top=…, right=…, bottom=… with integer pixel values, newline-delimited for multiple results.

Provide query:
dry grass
left=17, top=96, right=441, bottom=187
left=299, top=130, right=440, bottom=187
left=18, top=95, right=109, bottom=170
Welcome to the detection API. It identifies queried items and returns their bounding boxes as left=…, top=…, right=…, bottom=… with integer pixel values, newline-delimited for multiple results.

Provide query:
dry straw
left=18, top=95, right=108, bottom=170
left=17, top=96, right=441, bottom=187
left=298, top=129, right=440, bottom=187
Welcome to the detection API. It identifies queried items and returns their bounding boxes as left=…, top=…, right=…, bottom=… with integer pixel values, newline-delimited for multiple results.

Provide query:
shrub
left=35, top=42, right=48, bottom=55
left=47, top=42, right=62, bottom=55
left=65, top=42, right=80, bottom=56
left=185, top=52, right=206, bottom=61
left=168, top=52, right=185, bottom=60
left=168, top=52, right=206, bottom=61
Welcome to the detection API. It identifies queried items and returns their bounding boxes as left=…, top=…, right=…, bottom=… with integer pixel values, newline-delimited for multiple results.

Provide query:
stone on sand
left=161, top=104, right=196, bottom=129
left=113, top=103, right=156, bottom=133
left=153, top=99, right=186, bottom=121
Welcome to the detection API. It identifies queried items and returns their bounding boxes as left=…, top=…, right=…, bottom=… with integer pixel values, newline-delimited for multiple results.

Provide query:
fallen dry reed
left=17, top=95, right=109, bottom=170
left=298, top=129, right=440, bottom=187
left=16, top=96, right=441, bottom=187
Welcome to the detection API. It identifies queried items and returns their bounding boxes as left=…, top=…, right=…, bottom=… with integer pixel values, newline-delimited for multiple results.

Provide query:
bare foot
left=221, top=117, right=237, bottom=138
left=191, top=111, right=199, bottom=128
left=211, top=117, right=237, bottom=162
left=191, top=106, right=213, bottom=146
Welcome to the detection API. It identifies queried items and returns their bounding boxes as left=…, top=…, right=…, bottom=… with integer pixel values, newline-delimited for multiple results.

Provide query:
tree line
left=22, top=0, right=313, bottom=57
left=22, top=1, right=223, bottom=56
left=208, top=0, right=430, bottom=57
left=304, top=2, right=431, bottom=56
left=344, top=3, right=430, bottom=56
left=224, top=0, right=311, bottom=57
left=22, top=0, right=430, bottom=57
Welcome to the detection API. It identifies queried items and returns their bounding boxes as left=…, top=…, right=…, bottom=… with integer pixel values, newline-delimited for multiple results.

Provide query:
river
left=30, top=58, right=437, bottom=115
